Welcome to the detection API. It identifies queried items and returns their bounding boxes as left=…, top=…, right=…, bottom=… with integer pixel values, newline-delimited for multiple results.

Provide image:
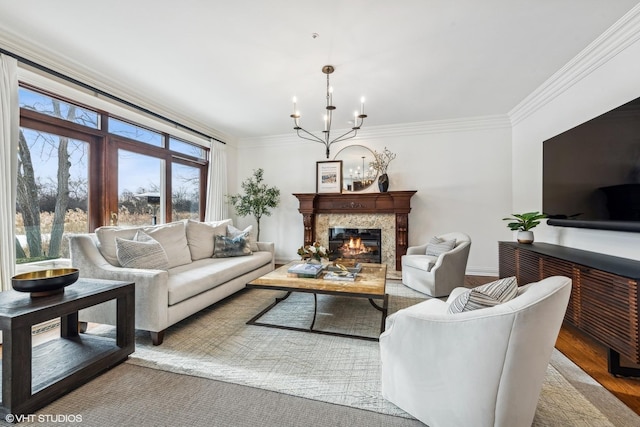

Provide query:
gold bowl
left=12, top=268, right=79, bottom=297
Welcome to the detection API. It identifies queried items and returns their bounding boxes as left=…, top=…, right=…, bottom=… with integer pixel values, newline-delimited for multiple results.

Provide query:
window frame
left=20, top=110, right=104, bottom=233
left=18, top=84, right=209, bottom=234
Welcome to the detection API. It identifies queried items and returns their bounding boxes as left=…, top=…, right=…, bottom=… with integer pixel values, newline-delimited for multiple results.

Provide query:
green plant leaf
left=502, top=211, right=547, bottom=231
left=225, top=168, right=280, bottom=240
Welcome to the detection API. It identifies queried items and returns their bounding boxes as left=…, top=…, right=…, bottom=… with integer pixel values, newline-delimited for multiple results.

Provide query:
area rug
left=87, top=281, right=636, bottom=426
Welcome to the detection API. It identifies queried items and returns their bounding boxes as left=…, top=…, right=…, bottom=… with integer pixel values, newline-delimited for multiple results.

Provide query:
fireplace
left=293, top=191, right=416, bottom=272
left=329, top=227, right=382, bottom=264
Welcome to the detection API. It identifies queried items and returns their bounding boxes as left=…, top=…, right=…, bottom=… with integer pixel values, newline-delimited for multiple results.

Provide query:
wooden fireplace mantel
left=293, top=191, right=417, bottom=270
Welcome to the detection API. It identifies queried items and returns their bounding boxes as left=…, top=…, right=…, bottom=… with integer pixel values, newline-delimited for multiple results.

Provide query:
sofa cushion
left=227, top=224, right=259, bottom=252
left=142, top=221, right=192, bottom=269
left=115, top=231, right=170, bottom=270
left=167, top=251, right=273, bottom=305
left=186, top=219, right=233, bottom=260
left=401, top=254, right=438, bottom=272
left=448, top=276, right=518, bottom=314
left=213, top=234, right=252, bottom=258
left=425, top=236, right=456, bottom=256
left=95, top=226, right=140, bottom=266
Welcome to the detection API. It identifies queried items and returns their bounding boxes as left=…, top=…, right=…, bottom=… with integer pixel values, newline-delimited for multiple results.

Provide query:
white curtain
left=0, top=54, right=18, bottom=291
left=204, top=139, right=228, bottom=221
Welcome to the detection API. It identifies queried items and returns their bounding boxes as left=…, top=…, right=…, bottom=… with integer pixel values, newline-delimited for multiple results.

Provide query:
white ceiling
left=0, top=1, right=638, bottom=140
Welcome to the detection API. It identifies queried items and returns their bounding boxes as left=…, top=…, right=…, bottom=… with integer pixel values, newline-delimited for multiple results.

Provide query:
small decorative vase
left=306, top=258, right=321, bottom=264
left=378, top=173, right=389, bottom=192
left=517, top=230, right=534, bottom=244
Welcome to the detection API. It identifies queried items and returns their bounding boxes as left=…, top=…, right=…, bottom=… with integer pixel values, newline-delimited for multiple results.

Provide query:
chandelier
left=290, top=65, right=367, bottom=158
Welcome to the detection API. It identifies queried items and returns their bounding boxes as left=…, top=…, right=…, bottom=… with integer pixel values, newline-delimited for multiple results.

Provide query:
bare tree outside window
left=16, top=91, right=91, bottom=262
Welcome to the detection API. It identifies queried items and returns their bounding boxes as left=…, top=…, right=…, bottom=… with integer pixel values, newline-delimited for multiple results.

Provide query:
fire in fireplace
left=328, top=227, right=382, bottom=264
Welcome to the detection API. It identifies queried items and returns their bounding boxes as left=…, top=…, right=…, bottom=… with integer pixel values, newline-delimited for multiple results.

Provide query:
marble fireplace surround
left=293, top=191, right=417, bottom=275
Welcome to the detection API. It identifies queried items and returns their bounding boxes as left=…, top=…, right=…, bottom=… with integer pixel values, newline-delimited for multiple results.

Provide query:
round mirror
left=333, top=145, right=378, bottom=192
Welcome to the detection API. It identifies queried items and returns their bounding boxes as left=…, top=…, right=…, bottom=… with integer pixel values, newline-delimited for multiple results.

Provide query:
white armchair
left=401, top=232, right=471, bottom=297
left=380, top=276, right=572, bottom=427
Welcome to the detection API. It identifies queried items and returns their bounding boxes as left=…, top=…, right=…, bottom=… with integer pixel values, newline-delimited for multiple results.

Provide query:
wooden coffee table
left=246, top=262, right=387, bottom=341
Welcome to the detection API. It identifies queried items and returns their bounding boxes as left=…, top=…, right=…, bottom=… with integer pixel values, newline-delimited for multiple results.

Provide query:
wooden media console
left=499, top=241, right=640, bottom=377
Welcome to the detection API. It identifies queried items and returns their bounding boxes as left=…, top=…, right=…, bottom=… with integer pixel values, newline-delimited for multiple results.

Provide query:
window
left=19, top=86, right=99, bottom=129
left=117, top=149, right=164, bottom=226
left=16, top=128, right=89, bottom=263
left=109, top=117, right=163, bottom=147
left=17, top=84, right=210, bottom=264
left=172, top=162, right=201, bottom=220
left=170, top=137, right=207, bottom=160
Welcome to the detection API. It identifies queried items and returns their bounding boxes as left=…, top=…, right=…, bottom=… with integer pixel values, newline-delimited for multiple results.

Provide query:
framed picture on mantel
left=316, top=160, right=343, bottom=194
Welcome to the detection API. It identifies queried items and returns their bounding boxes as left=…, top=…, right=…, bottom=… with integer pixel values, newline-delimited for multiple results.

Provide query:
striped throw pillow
left=425, top=236, right=456, bottom=256
left=448, top=276, right=518, bottom=314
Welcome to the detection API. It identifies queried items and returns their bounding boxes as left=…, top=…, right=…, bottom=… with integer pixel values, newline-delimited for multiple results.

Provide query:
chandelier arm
left=295, top=127, right=327, bottom=144
left=329, top=128, right=358, bottom=144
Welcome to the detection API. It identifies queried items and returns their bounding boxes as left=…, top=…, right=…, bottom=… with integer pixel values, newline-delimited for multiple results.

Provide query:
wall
left=232, top=117, right=513, bottom=275
left=510, top=8, right=640, bottom=260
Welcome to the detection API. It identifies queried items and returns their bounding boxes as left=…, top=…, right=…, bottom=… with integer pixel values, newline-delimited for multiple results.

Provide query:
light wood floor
left=465, top=275, right=640, bottom=416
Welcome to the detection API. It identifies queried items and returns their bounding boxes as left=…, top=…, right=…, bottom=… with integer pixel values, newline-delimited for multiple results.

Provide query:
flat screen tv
left=543, top=96, right=640, bottom=233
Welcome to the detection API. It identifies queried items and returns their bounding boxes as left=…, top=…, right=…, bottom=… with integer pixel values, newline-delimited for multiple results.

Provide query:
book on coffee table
left=287, top=263, right=324, bottom=278
left=323, top=271, right=357, bottom=282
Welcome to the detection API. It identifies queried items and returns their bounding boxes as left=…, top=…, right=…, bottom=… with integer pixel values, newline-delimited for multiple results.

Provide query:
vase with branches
left=369, top=147, right=396, bottom=192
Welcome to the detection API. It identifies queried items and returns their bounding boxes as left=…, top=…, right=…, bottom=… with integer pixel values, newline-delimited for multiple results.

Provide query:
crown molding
left=509, top=4, right=640, bottom=125
left=238, top=115, right=512, bottom=149
left=0, top=28, right=233, bottom=144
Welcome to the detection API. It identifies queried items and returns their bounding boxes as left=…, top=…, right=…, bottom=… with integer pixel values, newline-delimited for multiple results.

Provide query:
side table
left=0, top=278, right=134, bottom=417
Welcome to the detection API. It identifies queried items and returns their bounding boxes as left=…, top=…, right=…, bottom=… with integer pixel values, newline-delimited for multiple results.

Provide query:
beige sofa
left=69, top=219, right=274, bottom=345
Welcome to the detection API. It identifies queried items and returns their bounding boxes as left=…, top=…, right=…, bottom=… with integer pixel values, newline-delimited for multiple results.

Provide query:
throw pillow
left=95, top=226, right=140, bottom=266
left=213, top=234, right=252, bottom=258
left=186, top=219, right=233, bottom=261
left=227, top=224, right=259, bottom=252
left=142, top=221, right=192, bottom=269
left=115, top=231, right=170, bottom=270
left=425, top=236, right=456, bottom=256
left=448, top=276, right=518, bottom=314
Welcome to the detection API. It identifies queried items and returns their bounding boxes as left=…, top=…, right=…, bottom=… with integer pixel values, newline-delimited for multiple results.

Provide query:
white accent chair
left=380, top=276, right=572, bottom=427
left=401, top=232, right=471, bottom=297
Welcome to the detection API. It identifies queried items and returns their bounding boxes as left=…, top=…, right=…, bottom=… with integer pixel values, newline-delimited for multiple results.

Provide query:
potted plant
left=226, top=168, right=280, bottom=241
left=502, top=211, right=547, bottom=244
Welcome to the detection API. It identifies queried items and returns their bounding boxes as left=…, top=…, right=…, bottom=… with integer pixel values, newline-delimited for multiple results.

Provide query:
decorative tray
left=326, top=263, right=362, bottom=274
